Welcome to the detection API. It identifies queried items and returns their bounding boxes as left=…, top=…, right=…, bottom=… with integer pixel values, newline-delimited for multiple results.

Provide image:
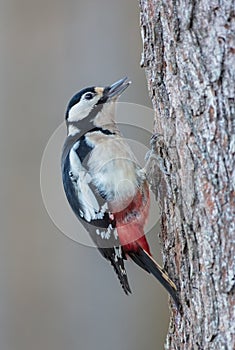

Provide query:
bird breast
left=86, top=134, right=143, bottom=213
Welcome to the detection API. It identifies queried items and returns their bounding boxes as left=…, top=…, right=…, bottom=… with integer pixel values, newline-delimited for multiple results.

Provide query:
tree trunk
left=140, top=0, right=235, bottom=349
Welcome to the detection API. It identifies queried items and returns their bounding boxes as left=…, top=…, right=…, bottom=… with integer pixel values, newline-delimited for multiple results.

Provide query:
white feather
left=86, top=132, right=141, bottom=212
left=96, top=223, right=113, bottom=240
left=67, top=94, right=101, bottom=122
left=69, top=143, right=102, bottom=222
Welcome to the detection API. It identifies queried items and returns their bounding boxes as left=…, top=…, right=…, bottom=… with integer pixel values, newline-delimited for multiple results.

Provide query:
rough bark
left=140, top=0, right=235, bottom=349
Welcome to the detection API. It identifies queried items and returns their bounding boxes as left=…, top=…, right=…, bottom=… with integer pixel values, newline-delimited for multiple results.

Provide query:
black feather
left=128, top=247, right=180, bottom=309
left=99, top=247, right=131, bottom=295
left=61, top=135, right=131, bottom=294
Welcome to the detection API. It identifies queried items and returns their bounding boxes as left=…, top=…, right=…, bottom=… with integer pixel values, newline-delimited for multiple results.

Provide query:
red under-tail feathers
left=115, top=182, right=150, bottom=254
left=115, top=182, right=180, bottom=309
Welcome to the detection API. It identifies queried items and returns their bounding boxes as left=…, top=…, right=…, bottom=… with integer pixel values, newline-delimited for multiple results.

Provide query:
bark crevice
left=140, top=0, right=235, bottom=348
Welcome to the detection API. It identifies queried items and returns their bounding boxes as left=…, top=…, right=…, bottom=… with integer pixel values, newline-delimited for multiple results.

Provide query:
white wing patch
left=113, top=229, right=119, bottom=240
left=69, top=142, right=108, bottom=222
left=95, top=203, right=108, bottom=219
left=96, top=223, right=113, bottom=240
left=95, top=224, right=119, bottom=241
left=114, top=246, right=123, bottom=263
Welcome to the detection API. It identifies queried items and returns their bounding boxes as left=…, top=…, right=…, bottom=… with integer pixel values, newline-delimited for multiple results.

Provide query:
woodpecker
left=61, top=77, right=179, bottom=308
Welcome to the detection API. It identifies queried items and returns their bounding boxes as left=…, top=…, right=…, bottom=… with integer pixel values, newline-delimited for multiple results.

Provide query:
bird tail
left=99, top=247, right=132, bottom=295
left=110, top=257, right=132, bottom=295
left=128, top=247, right=180, bottom=309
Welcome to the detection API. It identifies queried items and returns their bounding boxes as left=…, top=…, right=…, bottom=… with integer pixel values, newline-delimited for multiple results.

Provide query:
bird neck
left=66, top=121, right=81, bottom=136
left=66, top=119, right=119, bottom=137
left=66, top=102, right=119, bottom=137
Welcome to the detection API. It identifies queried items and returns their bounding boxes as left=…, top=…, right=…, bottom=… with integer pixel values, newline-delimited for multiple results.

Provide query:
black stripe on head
left=65, top=87, right=96, bottom=119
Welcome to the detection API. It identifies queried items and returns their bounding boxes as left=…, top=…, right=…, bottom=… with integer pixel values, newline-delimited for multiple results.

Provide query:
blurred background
left=0, top=0, right=170, bottom=349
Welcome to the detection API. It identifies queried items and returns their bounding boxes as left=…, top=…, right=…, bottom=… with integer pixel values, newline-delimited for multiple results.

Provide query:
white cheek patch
left=67, top=95, right=101, bottom=122
left=68, top=100, right=93, bottom=122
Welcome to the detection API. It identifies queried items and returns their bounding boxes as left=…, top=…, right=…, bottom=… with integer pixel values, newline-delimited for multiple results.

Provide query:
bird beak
left=105, top=77, right=131, bottom=100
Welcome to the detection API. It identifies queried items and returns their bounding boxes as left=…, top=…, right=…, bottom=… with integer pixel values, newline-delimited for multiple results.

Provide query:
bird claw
left=144, top=133, right=170, bottom=177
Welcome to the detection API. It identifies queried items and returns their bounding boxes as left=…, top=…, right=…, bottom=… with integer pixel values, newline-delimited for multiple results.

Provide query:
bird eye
left=84, top=92, right=94, bottom=100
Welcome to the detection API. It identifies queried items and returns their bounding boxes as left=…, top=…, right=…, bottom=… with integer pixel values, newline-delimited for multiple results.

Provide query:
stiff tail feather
left=128, top=247, right=180, bottom=309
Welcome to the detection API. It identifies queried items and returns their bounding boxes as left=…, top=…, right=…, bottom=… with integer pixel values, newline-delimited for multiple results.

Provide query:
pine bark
left=140, top=0, right=235, bottom=349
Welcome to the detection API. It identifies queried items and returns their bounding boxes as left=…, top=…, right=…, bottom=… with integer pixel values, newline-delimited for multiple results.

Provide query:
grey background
left=1, top=1, right=170, bottom=349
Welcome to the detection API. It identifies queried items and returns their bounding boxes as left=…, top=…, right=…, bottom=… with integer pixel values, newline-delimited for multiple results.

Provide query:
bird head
left=65, top=77, right=131, bottom=128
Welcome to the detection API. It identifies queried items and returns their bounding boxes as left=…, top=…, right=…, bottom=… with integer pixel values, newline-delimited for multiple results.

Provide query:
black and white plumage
left=62, top=78, right=133, bottom=294
left=61, top=78, right=179, bottom=308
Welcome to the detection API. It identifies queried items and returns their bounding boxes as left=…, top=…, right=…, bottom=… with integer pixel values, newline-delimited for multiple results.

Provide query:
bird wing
left=62, top=137, right=131, bottom=294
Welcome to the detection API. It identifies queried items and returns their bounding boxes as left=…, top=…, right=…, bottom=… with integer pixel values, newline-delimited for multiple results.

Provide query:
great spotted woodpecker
left=61, top=77, right=179, bottom=308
